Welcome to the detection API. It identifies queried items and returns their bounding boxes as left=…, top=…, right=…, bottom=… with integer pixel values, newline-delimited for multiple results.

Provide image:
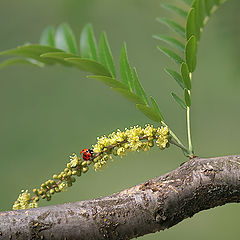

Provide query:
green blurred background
left=0, top=0, right=239, bottom=239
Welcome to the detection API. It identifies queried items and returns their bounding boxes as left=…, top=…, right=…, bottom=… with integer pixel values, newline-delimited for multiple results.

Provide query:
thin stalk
left=187, top=105, right=193, bottom=155
left=169, top=139, right=190, bottom=156
left=186, top=72, right=194, bottom=156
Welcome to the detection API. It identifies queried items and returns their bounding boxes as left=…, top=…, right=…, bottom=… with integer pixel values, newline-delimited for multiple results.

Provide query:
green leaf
left=0, top=44, right=63, bottom=64
left=181, top=63, right=191, bottom=90
left=41, top=52, right=77, bottom=59
left=186, top=8, right=196, bottom=40
left=172, top=93, right=187, bottom=110
left=99, top=32, right=116, bottom=78
left=87, top=75, right=128, bottom=89
left=165, top=68, right=185, bottom=89
left=55, top=23, right=78, bottom=55
left=195, top=0, right=205, bottom=28
left=136, top=104, right=162, bottom=122
left=156, top=18, right=185, bottom=38
left=40, top=52, right=78, bottom=66
left=153, top=34, right=185, bottom=53
left=157, top=46, right=184, bottom=64
left=185, top=35, right=197, bottom=72
left=184, top=89, right=191, bottom=107
left=112, top=88, right=145, bottom=105
left=192, top=0, right=202, bottom=39
left=161, top=3, right=188, bottom=18
left=0, top=58, right=43, bottom=70
left=150, top=96, right=164, bottom=121
left=120, top=43, right=134, bottom=91
left=65, top=58, right=111, bottom=76
left=40, top=26, right=55, bottom=47
left=132, top=67, right=149, bottom=105
left=80, top=24, right=98, bottom=61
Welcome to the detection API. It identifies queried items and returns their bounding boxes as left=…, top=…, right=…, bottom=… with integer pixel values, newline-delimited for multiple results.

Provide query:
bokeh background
left=0, top=0, right=239, bottom=239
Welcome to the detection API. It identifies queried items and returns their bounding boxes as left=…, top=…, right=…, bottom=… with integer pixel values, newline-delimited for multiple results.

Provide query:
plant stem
left=187, top=105, right=193, bottom=155
left=169, top=139, right=190, bottom=156
left=187, top=72, right=194, bottom=156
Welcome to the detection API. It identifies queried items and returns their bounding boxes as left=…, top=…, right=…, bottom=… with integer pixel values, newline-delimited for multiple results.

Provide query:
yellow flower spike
left=14, top=124, right=171, bottom=209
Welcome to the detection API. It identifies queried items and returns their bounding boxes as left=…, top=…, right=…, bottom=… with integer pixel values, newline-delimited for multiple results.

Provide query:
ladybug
left=80, top=149, right=94, bottom=161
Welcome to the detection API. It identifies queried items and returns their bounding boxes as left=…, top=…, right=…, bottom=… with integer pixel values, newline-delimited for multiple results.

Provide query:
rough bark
left=0, top=155, right=240, bottom=240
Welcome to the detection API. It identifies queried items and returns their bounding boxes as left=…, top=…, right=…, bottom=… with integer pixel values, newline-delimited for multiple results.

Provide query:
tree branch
left=1, top=155, right=240, bottom=240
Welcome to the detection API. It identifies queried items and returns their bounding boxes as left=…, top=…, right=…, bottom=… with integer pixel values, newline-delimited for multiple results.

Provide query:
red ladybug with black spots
left=80, top=149, right=94, bottom=161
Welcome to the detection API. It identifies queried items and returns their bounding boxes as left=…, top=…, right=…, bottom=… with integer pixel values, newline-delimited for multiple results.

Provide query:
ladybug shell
left=81, top=149, right=93, bottom=161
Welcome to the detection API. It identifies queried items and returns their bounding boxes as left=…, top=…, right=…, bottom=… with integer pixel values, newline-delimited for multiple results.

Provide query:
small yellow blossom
left=143, top=124, right=157, bottom=139
left=117, top=147, right=126, bottom=157
left=59, top=182, right=67, bottom=191
left=156, top=126, right=170, bottom=150
left=12, top=190, right=38, bottom=210
left=69, top=153, right=80, bottom=167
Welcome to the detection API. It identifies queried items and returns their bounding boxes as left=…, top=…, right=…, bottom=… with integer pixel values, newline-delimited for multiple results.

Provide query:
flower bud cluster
left=13, top=124, right=170, bottom=210
left=92, top=125, right=170, bottom=170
